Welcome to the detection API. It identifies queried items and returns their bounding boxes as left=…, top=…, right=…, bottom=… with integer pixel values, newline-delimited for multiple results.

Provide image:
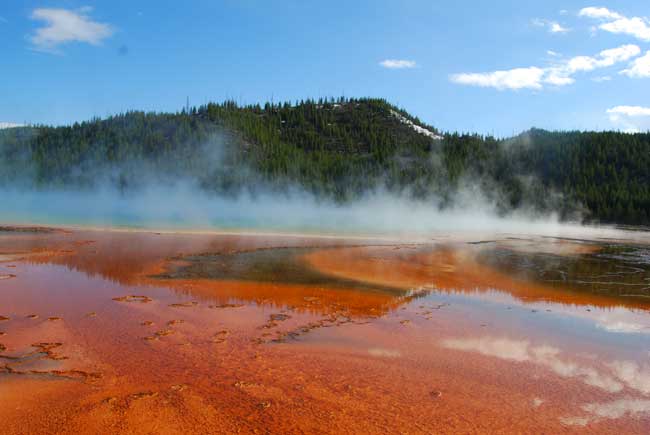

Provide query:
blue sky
left=2, top=0, right=650, bottom=136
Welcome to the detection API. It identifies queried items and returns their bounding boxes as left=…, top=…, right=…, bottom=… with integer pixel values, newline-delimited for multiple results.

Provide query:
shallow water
left=1, top=226, right=649, bottom=434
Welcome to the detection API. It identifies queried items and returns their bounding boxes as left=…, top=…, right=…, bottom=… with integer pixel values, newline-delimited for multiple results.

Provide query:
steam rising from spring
left=0, top=125, right=629, bottom=239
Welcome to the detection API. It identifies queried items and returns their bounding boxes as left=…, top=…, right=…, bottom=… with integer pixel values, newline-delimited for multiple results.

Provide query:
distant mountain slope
left=0, top=98, right=648, bottom=224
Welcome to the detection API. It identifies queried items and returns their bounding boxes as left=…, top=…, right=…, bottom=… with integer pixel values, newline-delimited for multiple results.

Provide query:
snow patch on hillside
left=391, top=110, right=443, bottom=140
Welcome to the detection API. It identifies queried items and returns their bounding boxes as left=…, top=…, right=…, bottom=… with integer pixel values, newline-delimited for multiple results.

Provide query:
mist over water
left=0, top=125, right=638, bottom=240
left=0, top=183, right=627, bottom=240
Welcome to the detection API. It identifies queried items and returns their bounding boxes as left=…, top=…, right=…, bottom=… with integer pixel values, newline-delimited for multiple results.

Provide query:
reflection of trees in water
left=158, top=246, right=403, bottom=292
left=155, top=246, right=416, bottom=317
left=475, top=244, right=650, bottom=300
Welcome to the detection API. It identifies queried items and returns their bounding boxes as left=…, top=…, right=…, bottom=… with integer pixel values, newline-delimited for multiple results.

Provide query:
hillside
left=1, top=98, right=648, bottom=224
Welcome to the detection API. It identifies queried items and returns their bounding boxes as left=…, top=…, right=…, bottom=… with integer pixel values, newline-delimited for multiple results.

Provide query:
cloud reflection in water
left=441, top=335, right=650, bottom=425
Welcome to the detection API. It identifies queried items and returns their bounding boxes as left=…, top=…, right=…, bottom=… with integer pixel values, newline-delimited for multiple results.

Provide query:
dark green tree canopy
left=1, top=98, right=648, bottom=224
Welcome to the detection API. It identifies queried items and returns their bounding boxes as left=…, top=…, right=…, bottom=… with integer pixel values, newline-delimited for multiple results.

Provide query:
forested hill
left=0, top=97, right=648, bottom=225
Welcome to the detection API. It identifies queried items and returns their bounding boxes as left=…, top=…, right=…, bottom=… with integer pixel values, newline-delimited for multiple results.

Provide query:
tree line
left=0, top=98, right=647, bottom=224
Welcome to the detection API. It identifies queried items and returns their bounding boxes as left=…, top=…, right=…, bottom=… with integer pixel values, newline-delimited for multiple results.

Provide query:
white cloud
left=29, top=7, right=114, bottom=53
left=533, top=19, right=570, bottom=34
left=607, top=105, right=650, bottom=117
left=602, top=18, right=650, bottom=41
left=598, top=44, right=642, bottom=66
left=550, top=22, right=570, bottom=33
left=450, top=44, right=640, bottom=91
left=450, top=67, right=545, bottom=90
left=546, top=50, right=560, bottom=57
left=0, top=122, right=24, bottom=129
left=579, top=7, right=650, bottom=41
left=592, top=75, right=611, bottom=82
left=379, top=59, right=417, bottom=69
left=565, top=55, right=597, bottom=72
left=607, top=105, right=650, bottom=132
left=579, top=7, right=622, bottom=20
left=562, top=45, right=641, bottom=75
left=621, top=51, right=650, bottom=78
left=543, top=72, right=574, bottom=86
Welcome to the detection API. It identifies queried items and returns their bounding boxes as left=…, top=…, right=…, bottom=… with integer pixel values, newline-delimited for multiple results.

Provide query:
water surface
left=1, top=226, right=649, bottom=434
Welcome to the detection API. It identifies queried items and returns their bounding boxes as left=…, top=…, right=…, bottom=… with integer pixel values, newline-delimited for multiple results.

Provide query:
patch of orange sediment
left=1, top=304, right=642, bottom=435
left=149, top=277, right=398, bottom=315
